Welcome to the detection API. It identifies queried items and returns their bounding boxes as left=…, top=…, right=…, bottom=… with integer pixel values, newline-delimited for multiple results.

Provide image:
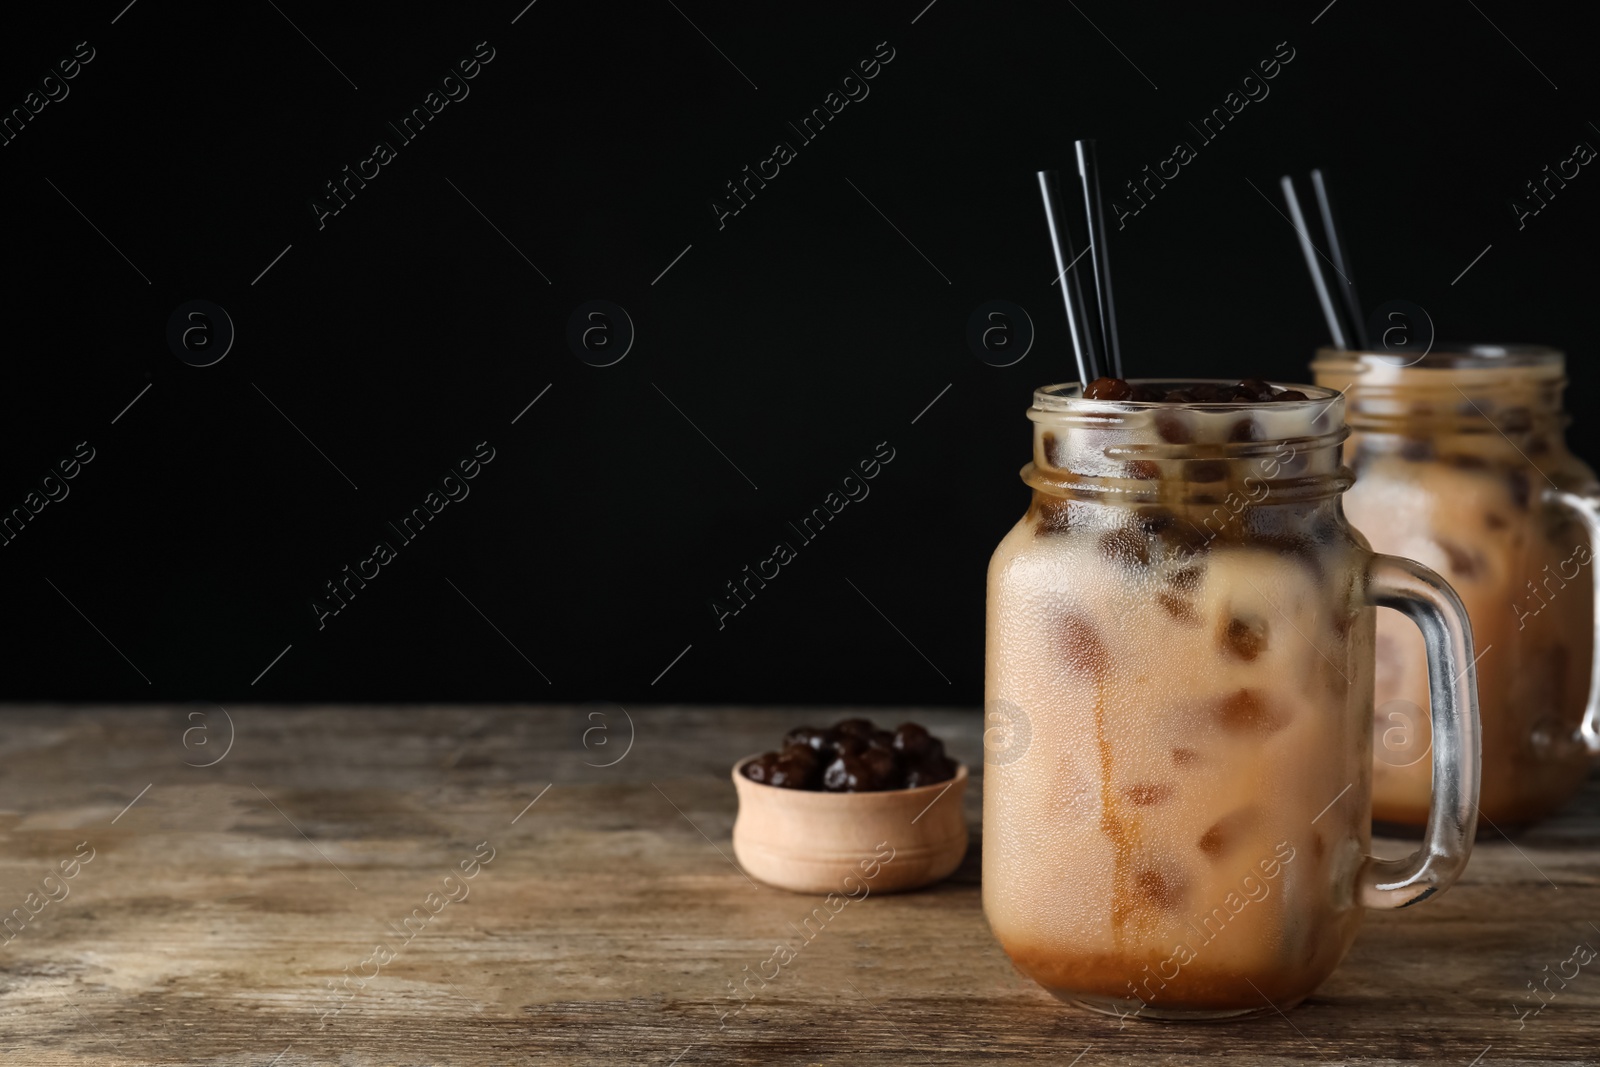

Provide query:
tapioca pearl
left=770, top=748, right=821, bottom=789
left=1197, top=808, right=1259, bottom=859
left=835, top=718, right=876, bottom=740
left=1125, top=460, right=1161, bottom=480
left=1099, top=528, right=1151, bottom=569
left=1171, top=747, right=1200, bottom=766
left=1214, top=689, right=1287, bottom=735
left=1237, top=378, right=1275, bottom=402
left=743, top=752, right=780, bottom=783
left=1122, top=783, right=1175, bottom=806
left=1136, top=508, right=1177, bottom=535
left=1156, top=591, right=1199, bottom=625
left=1168, top=564, right=1204, bottom=592
left=1033, top=496, right=1072, bottom=536
left=1220, top=615, right=1269, bottom=661
left=1083, top=376, right=1134, bottom=400
left=893, top=722, right=944, bottom=762
left=1228, top=417, right=1261, bottom=443
left=1484, top=512, right=1508, bottom=531
left=1400, top=439, right=1434, bottom=462
left=1508, top=469, right=1531, bottom=509
left=1436, top=538, right=1485, bottom=580
left=1154, top=410, right=1194, bottom=444
left=1056, top=615, right=1112, bottom=677
left=1499, top=407, right=1534, bottom=433
left=1041, top=431, right=1065, bottom=468
left=1132, top=863, right=1189, bottom=913
left=1186, top=460, right=1227, bottom=483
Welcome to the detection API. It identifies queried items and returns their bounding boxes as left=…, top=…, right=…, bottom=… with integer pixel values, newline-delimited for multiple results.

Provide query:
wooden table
left=0, top=706, right=1595, bottom=1065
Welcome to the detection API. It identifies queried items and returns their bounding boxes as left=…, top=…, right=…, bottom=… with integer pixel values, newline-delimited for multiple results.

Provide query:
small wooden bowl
left=730, top=756, right=969, bottom=894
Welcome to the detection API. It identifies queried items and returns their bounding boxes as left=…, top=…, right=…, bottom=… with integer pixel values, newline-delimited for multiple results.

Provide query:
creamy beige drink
left=1314, top=347, right=1599, bottom=826
left=983, top=380, right=1480, bottom=1018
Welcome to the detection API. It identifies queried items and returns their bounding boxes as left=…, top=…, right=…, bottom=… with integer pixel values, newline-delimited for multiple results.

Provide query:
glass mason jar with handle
left=1313, top=346, right=1600, bottom=826
left=982, top=381, right=1481, bottom=1019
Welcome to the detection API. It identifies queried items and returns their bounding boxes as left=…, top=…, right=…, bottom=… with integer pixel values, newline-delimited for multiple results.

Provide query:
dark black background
left=2, top=1, right=1595, bottom=706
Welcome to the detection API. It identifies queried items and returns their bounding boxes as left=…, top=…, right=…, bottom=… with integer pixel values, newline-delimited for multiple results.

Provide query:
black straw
left=1075, top=140, right=1122, bottom=379
left=1280, top=175, right=1349, bottom=350
left=1037, top=169, right=1100, bottom=385
left=1309, top=169, right=1367, bottom=349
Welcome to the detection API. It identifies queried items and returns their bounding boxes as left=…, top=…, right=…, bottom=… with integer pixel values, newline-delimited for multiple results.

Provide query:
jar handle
left=1546, top=489, right=1600, bottom=754
left=1359, top=554, right=1482, bottom=910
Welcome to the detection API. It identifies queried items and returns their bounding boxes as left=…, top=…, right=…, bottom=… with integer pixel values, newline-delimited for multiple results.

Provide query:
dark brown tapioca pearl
left=893, top=722, right=944, bottom=762
left=1172, top=747, right=1199, bottom=766
left=1186, top=460, right=1227, bottom=483
left=1187, top=383, right=1233, bottom=403
left=1123, top=783, right=1175, bottom=806
left=832, top=734, right=868, bottom=759
left=1125, top=459, right=1161, bottom=480
left=1136, top=508, right=1177, bottom=535
left=1132, top=865, right=1188, bottom=912
left=904, top=756, right=956, bottom=789
left=1215, top=689, right=1287, bottom=734
left=1228, top=417, right=1261, bottom=443
left=1057, top=615, right=1111, bottom=677
left=1156, top=591, right=1199, bottom=624
left=867, top=729, right=897, bottom=751
left=784, top=726, right=832, bottom=753
left=822, top=754, right=875, bottom=792
left=1099, top=528, right=1151, bottom=569
left=1041, top=431, right=1065, bottom=468
left=835, top=718, right=876, bottom=739
left=1083, top=376, right=1134, bottom=400
left=1130, top=383, right=1167, bottom=402
left=1154, top=410, right=1194, bottom=443
left=1485, top=512, right=1508, bottom=530
left=1168, top=565, right=1203, bottom=592
left=1221, top=615, right=1269, bottom=661
left=1034, top=496, right=1073, bottom=535
left=770, top=748, right=821, bottom=788
left=1163, top=388, right=1197, bottom=404
left=1498, top=407, right=1534, bottom=433
left=1198, top=808, right=1259, bottom=860
left=1508, top=469, right=1531, bottom=509
left=1276, top=390, right=1309, bottom=402
left=860, top=746, right=902, bottom=789
left=1237, top=378, right=1274, bottom=401
left=1399, top=439, right=1434, bottom=462
left=1437, top=539, right=1485, bottom=580
left=743, top=752, right=780, bottom=783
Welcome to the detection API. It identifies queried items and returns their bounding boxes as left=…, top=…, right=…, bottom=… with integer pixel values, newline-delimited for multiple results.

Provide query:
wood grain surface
left=0, top=705, right=1595, bottom=1065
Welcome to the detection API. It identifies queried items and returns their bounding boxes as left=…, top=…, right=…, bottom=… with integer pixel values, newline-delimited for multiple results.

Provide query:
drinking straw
left=1075, top=140, right=1123, bottom=379
left=1037, top=169, right=1100, bottom=385
left=1310, top=170, right=1368, bottom=349
left=1279, top=174, right=1350, bottom=350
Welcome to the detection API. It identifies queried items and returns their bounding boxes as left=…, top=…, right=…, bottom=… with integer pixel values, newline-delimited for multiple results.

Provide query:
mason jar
left=982, top=380, right=1481, bottom=1019
left=1313, top=346, right=1600, bottom=826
